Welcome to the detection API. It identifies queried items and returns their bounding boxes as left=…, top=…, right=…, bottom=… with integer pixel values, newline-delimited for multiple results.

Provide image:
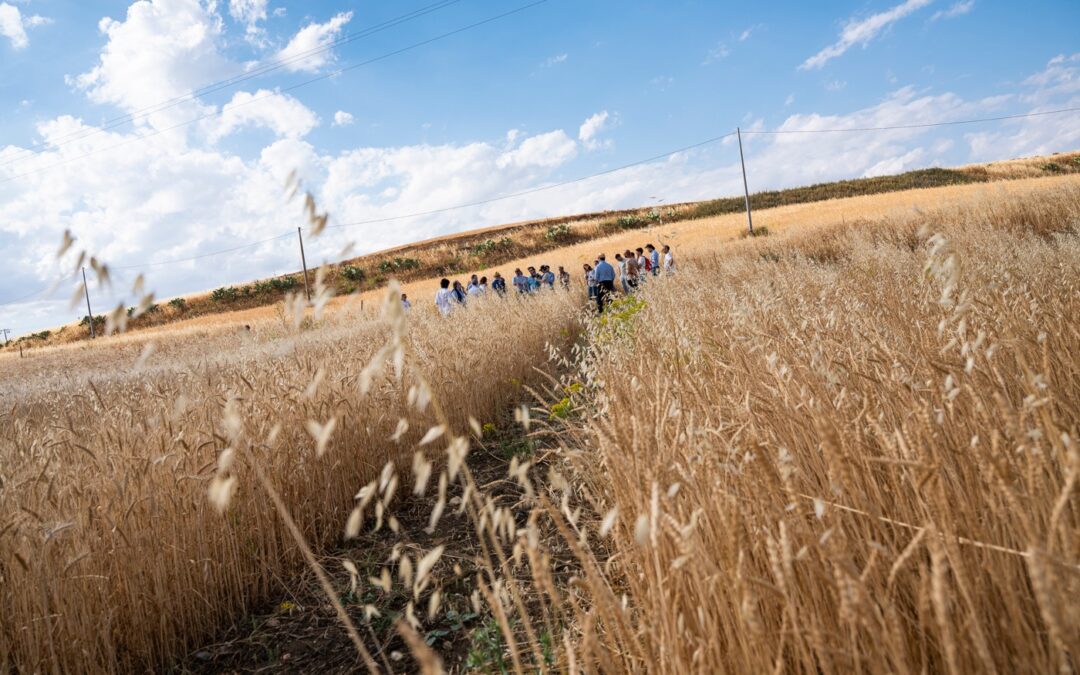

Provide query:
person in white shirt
left=635, top=247, right=649, bottom=284
left=435, top=278, right=454, bottom=316
left=662, top=245, right=675, bottom=274
left=466, top=274, right=481, bottom=295
left=401, top=293, right=411, bottom=311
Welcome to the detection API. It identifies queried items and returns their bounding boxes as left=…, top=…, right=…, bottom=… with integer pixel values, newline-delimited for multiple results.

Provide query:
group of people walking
left=416, top=242, right=676, bottom=316
left=582, top=243, right=675, bottom=312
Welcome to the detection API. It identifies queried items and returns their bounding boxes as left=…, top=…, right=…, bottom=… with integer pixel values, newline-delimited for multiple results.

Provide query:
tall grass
left=3, top=182, right=1078, bottom=673
left=544, top=184, right=1080, bottom=672
left=0, top=290, right=581, bottom=672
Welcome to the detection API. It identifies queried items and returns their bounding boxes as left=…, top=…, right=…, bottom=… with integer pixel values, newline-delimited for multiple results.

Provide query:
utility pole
left=0, top=328, right=10, bottom=344
left=737, top=127, right=754, bottom=236
left=82, top=266, right=96, bottom=339
left=297, top=227, right=312, bottom=303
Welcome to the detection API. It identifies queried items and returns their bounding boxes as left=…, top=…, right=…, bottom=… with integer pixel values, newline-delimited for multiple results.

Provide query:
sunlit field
left=2, top=178, right=1078, bottom=673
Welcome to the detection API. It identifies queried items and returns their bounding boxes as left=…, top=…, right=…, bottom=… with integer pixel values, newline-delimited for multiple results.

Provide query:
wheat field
left=2, top=178, right=1079, bottom=673
left=542, top=183, right=1080, bottom=673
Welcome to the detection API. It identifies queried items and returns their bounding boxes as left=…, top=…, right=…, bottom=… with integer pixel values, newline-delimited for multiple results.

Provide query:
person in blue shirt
left=512, top=268, right=529, bottom=293
left=592, top=253, right=616, bottom=312
left=541, top=265, right=556, bottom=289
left=491, top=272, right=507, bottom=294
left=647, top=243, right=660, bottom=276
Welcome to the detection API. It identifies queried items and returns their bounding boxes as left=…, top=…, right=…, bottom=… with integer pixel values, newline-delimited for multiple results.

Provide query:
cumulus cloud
left=228, top=0, right=269, bottom=43
left=800, top=0, right=933, bottom=70
left=275, top=11, right=352, bottom=73
left=73, top=0, right=233, bottom=134
left=229, top=0, right=267, bottom=26
left=333, top=110, right=355, bottom=127
left=931, top=1, right=975, bottom=21
left=497, top=130, right=577, bottom=169
left=0, top=2, right=48, bottom=49
left=207, top=89, right=319, bottom=142
left=578, top=111, right=615, bottom=150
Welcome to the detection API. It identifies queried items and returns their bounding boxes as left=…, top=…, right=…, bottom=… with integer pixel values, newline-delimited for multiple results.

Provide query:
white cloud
left=228, top=0, right=268, bottom=43
left=702, top=42, right=730, bottom=65
left=931, top=0, right=974, bottom=21
left=578, top=111, right=615, bottom=151
left=208, top=89, right=319, bottom=142
left=275, top=11, right=352, bottom=73
left=333, top=110, right=355, bottom=127
left=800, top=0, right=933, bottom=70
left=825, top=79, right=847, bottom=91
left=784, top=94, right=795, bottom=107
left=229, top=0, right=267, bottom=26
left=497, top=130, right=577, bottom=169
left=0, top=3, right=24, bottom=48
left=739, top=24, right=763, bottom=41
left=541, top=53, right=567, bottom=67
left=74, top=0, right=233, bottom=134
left=0, top=2, right=48, bottom=49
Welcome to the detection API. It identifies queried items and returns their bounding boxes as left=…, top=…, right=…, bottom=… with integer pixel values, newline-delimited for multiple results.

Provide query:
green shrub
left=168, top=298, right=187, bottom=311
left=616, top=214, right=648, bottom=230
left=210, top=286, right=239, bottom=303
left=378, top=257, right=421, bottom=273
left=544, top=223, right=572, bottom=241
left=471, top=239, right=497, bottom=256
left=1041, top=162, right=1064, bottom=173
left=340, top=264, right=366, bottom=282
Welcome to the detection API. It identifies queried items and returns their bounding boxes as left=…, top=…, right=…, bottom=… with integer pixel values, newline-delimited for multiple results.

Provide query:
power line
left=741, top=106, right=1080, bottom=134
left=0, top=0, right=464, bottom=169
left=0, top=0, right=549, bottom=186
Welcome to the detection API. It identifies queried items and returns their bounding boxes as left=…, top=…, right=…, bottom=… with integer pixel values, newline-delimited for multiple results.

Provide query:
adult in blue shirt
left=592, top=254, right=616, bottom=312
left=647, top=244, right=660, bottom=276
left=512, top=268, right=530, bottom=294
left=541, top=265, right=556, bottom=289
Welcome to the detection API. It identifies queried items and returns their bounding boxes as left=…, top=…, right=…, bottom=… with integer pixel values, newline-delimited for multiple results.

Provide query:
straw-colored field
left=2, top=173, right=1078, bottom=673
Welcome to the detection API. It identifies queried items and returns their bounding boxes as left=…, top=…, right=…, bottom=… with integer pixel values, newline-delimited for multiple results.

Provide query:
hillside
left=6, top=150, right=1079, bottom=352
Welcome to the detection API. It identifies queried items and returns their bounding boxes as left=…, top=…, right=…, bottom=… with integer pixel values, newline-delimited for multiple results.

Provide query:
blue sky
left=1, top=0, right=1078, bottom=337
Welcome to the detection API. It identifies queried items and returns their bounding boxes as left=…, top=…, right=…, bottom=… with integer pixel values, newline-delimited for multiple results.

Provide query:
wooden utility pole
left=0, top=328, right=10, bottom=344
left=297, top=227, right=311, bottom=302
left=82, top=266, right=96, bottom=338
left=737, top=127, right=754, bottom=235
